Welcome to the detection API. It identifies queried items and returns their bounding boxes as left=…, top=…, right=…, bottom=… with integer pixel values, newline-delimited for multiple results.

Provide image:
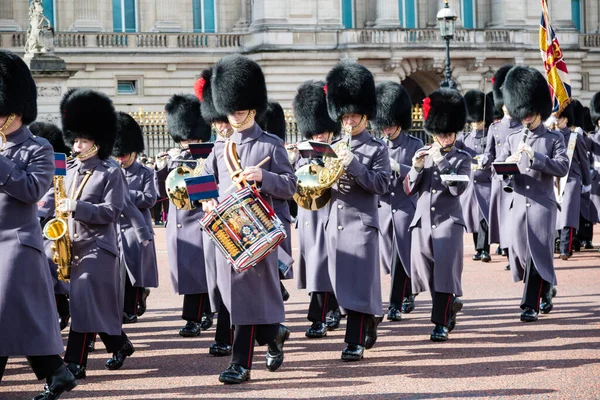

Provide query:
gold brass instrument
left=0, top=114, right=16, bottom=151
left=166, top=157, right=207, bottom=210
left=43, top=175, right=72, bottom=282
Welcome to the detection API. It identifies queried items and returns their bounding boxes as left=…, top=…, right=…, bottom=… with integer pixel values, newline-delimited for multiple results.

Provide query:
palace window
left=461, top=0, right=475, bottom=29
left=193, top=0, right=217, bottom=33
left=30, top=0, right=56, bottom=28
left=341, top=0, right=354, bottom=29
left=113, top=0, right=137, bottom=33
left=398, top=0, right=417, bottom=28
left=572, top=0, right=581, bottom=32
left=117, top=80, right=137, bottom=95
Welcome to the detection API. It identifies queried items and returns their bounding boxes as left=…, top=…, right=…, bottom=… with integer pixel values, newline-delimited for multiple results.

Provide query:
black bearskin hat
left=165, top=94, right=212, bottom=143
left=556, top=100, right=575, bottom=127
left=0, top=50, right=37, bottom=124
left=211, top=54, right=268, bottom=119
left=29, top=121, right=71, bottom=154
left=325, top=61, right=376, bottom=121
left=487, top=91, right=503, bottom=121
left=503, top=66, right=553, bottom=122
left=195, top=67, right=227, bottom=124
left=590, top=92, right=600, bottom=127
left=257, top=101, right=286, bottom=141
left=464, top=90, right=493, bottom=125
left=113, top=112, right=145, bottom=156
left=371, top=81, right=412, bottom=131
left=60, top=88, right=117, bottom=160
left=571, top=99, right=583, bottom=128
left=423, top=89, right=466, bottom=135
left=293, top=80, right=341, bottom=140
left=492, top=65, right=513, bottom=112
left=583, top=107, right=595, bottom=133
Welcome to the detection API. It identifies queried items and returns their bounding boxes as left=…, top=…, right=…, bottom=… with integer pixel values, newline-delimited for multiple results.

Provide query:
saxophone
left=43, top=175, right=72, bottom=282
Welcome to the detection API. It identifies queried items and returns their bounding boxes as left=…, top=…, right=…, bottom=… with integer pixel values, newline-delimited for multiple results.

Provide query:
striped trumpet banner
left=184, top=175, right=219, bottom=202
left=188, top=143, right=214, bottom=160
left=54, top=153, right=67, bottom=176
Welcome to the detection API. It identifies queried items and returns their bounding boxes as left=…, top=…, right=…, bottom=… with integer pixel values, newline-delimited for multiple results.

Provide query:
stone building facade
left=1, top=0, right=600, bottom=127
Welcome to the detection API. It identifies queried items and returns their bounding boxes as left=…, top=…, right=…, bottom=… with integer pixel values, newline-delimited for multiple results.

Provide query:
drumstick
left=223, top=156, right=271, bottom=194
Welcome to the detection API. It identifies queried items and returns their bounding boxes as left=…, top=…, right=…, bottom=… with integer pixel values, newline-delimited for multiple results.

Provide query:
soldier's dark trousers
left=576, top=215, right=593, bottom=242
left=431, top=292, right=456, bottom=327
left=55, top=294, right=70, bottom=318
left=389, top=253, right=412, bottom=310
left=123, top=274, right=141, bottom=315
left=230, top=324, right=279, bottom=369
left=64, top=329, right=128, bottom=367
left=307, top=291, right=339, bottom=323
left=345, top=311, right=375, bottom=346
left=181, top=293, right=212, bottom=322
left=521, top=258, right=552, bottom=312
left=214, top=302, right=233, bottom=345
left=559, top=227, right=576, bottom=254
left=0, top=355, right=63, bottom=382
left=476, top=215, right=490, bottom=253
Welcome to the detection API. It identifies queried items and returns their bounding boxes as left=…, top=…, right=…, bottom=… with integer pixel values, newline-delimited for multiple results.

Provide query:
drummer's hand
left=241, top=166, right=263, bottom=182
left=202, top=198, right=218, bottom=213
left=505, top=154, right=519, bottom=163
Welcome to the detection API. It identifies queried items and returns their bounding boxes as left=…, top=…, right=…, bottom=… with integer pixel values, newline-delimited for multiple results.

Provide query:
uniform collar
left=351, top=129, right=370, bottom=148
left=77, top=155, right=102, bottom=172
left=231, top=123, right=263, bottom=145
left=125, top=160, right=141, bottom=174
left=389, top=131, right=408, bottom=148
left=529, top=122, right=549, bottom=137
left=472, top=128, right=485, bottom=138
left=3, top=125, right=30, bottom=150
left=500, top=114, right=521, bottom=129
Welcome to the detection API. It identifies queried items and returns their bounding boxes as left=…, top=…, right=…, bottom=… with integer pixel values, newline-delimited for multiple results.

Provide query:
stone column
left=152, top=0, right=181, bottom=32
left=233, top=0, right=250, bottom=32
left=249, top=0, right=288, bottom=31
left=70, top=0, right=103, bottom=31
left=374, top=0, right=400, bottom=28
left=0, top=1, right=21, bottom=31
left=317, top=0, right=343, bottom=28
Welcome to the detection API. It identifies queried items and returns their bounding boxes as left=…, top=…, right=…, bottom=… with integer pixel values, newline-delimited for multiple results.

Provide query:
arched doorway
left=402, top=71, right=444, bottom=104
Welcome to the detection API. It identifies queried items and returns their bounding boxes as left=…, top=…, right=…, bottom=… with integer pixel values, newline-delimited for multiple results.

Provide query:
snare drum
left=200, top=185, right=287, bottom=273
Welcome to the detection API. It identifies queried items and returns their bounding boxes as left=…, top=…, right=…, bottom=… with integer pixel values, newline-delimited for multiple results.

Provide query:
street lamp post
left=437, top=0, right=458, bottom=89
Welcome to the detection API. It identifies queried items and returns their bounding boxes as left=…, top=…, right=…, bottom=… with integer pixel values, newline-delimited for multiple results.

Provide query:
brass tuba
left=43, top=175, right=72, bottom=282
left=165, top=158, right=207, bottom=210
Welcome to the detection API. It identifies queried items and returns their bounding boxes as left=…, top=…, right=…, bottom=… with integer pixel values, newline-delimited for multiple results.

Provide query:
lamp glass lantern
left=436, top=2, right=458, bottom=39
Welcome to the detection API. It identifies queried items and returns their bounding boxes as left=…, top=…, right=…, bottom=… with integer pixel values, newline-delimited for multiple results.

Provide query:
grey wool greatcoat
left=162, top=149, right=211, bottom=295
left=455, top=128, right=493, bottom=233
left=120, top=161, right=159, bottom=287
left=66, top=155, right=126, bottom=335
left=203, top=123, right=297, bottom=325
left=482, top=115, right=522, bottom=246
left=496, top=124, right=569, bottom=285
left=406, top=146, right=471, bottom=296
left=295, top=155, right=333, bottom=293
left=0, top=126, right=64, bottom=356
left=39, top=186, right=70, bottom=295
left=378, top=133, right=423, bottom=276
left=327, top=130, right=391, bottom=317
left=556, top=127, right=591, bottom=230
left=586, top=130, right=600, bottom=223
left=272, top=197, right=293, bottom=279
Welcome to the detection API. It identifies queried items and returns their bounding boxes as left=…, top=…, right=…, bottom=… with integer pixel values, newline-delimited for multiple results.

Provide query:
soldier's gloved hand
left=141, top=240, right=150, bottom=247
left=505, top=154, right=519, bottom=163
left=338, top=148, right=354, bottom=167
left=518, top=142, right=534, bottom=159
left=58, top=199, right=77, bottom=213
left=430, top=142, right=444, bottom=164
left=202, top=198, right=218, bottom=213
left=288, top=148, right=299, bottom=165
left=412, top=152, right=426, bottom=171
left=582, top=184, right=592, bottom=194
left=168, top=147, right=181, bottom=159
left=389, top=158, right=400, bottom=173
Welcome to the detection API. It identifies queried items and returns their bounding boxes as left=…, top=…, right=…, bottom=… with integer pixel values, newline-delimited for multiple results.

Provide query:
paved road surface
left=3, top=227, right=600, bottom=399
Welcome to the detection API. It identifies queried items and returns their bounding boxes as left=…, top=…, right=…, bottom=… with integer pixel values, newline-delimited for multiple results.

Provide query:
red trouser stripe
left=247, top=325, right=255, bottom=367
left=197, top=295, right=203, bottom=321
left=402, top=277, right=408, bottom=299
left=134, top=288, right=140, bottom=316
left=568, top=228, right=574, bottom=253
left=443, top=295, right=452, bottom=326
left=537, top=280, right=544, bottom=311
left=79, top=333, right=88, bottom=365
left=359, top=314, right=365, bottom=345
left=321, top=292, right=329, bottom=322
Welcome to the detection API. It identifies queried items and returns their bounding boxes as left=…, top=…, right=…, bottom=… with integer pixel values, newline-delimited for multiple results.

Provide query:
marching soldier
left=60, top=88, right=135, bottom=378
left=163, top=94, right=215, bottom=337
left=588, top=94, right=600, bottom=247
left=31, top=121, right=73, bottom=331
left=325, top=62, right=391, bottom=361
left=554, top=101, right=591, bottom=259
left=113, top=112, right=159, bottom=321
left=292, top=80, right=342, bottom=337
left=203, top=54, right=296, bottom=383
left=257, top=100, right=294, bottom=300
left=373, top=81, right=422, bottom=321
left=405, top=89, right=471, bottom=342
left=0, top=49, right=77, bottom=400
left=481, top=65, right=522, bottom=270
left=456, top=90, right=494, bottom=263
left=576, top=104, right=596, bottom=249
left=195, top=66, right=233, bottom=357
left=496, top=66, right=569, bottom=322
